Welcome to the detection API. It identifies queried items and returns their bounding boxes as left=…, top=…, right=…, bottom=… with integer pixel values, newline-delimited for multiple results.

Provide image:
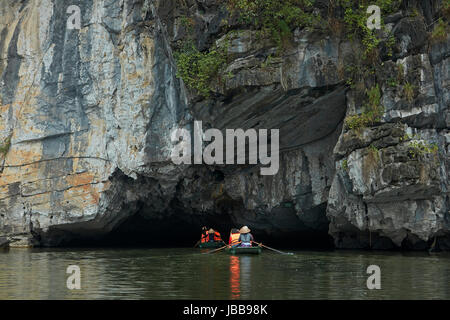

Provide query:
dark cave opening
left=100, top=209, right=237, bottom=248
left=54, top=204, right=334, bottom=249
left=97, top=213, right=334, bottom=249
left=101, top=218, right=334, bottom=249
left=41, top=170, right=335, bottom=249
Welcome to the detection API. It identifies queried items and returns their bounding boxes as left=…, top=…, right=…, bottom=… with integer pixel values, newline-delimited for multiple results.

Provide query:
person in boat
left=238, top=226, right=254, bottom=247
left=200, top=226, right=208, bottom=243
left=228, top=228, right=240, bottom=247
left=207, top=228, right=222, bottom=243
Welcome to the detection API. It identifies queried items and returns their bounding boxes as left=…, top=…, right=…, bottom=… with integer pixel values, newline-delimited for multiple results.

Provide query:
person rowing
left=205, top=228, right=222, bottom=243
left=199, top=227, right=221, bottom=243
left=238, top=226, right=254, bottom=247
left=200, top=226, right=208, bottom=244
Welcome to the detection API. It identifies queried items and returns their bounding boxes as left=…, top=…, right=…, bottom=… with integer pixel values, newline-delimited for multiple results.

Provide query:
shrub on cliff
left=430, top=18, right=449, bottom=43
left=407, top=139, right=439, bottom=160
left=174, top=42, right=227, bottom=98
left=345, top=84, right=384, bottom=131
left=227, top=0, right=322, bottom=48
left=337, top=0, right=401, bottom=57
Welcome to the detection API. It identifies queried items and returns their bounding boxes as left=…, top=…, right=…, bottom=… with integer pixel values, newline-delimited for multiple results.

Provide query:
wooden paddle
left=202, top=241, right=242, bottom=254
left=253, top=241, right=293, bottom=255
left=202, top=244, right=229, bottom=254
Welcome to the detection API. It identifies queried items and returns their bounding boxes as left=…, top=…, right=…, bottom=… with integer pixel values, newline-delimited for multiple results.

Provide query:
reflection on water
left=229, top=256, right=240, bottom=299
left=0, top=248, right=449, bottom=299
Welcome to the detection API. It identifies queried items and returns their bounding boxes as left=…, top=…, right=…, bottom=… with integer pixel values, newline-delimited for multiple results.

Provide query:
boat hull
left=227, top=246, right=262, bottom=254
left=198, top=242, right=224, bottom=249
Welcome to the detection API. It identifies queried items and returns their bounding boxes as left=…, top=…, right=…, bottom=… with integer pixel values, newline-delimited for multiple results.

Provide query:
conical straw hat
left=239, top=226, right=251, bottom=234
left=208, top=228, right=215, bottom=233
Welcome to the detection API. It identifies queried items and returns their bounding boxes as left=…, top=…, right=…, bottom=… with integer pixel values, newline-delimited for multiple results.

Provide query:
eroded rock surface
left=0, top=0, right=448, bottom=249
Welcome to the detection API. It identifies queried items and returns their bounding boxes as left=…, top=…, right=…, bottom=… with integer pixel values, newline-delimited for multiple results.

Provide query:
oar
left=202, top=244, right=229, bottom=254
left=253, top=241, right=293, bottom=255
left=202, top=241, right=242, bottom=255
left=194, top=240, right=200, bottom=248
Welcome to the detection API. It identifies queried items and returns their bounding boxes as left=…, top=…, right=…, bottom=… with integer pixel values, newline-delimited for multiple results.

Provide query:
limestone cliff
left=0, top=0, right=448, bottom=250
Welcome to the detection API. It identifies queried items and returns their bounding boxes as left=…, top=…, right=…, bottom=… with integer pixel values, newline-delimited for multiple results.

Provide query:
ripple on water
left=0, top=248, right=449, bottom=299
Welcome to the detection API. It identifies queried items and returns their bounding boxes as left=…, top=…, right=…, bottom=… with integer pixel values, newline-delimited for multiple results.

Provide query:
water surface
left=1, top=248, right=449, bottom=299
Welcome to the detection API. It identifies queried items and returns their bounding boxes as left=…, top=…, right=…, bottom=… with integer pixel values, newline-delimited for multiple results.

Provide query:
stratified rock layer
left=0, top=0, right=448, bottom=249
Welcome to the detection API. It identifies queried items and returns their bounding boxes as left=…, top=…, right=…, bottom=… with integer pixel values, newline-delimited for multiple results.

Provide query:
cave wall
left=0, top=0, right=448, bottom=249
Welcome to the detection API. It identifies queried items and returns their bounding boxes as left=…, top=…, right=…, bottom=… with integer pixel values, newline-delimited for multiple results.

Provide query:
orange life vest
left=201, top=232, right=208, bottom=243
left=229, top=232, right=240, bottom=245
left=206, top=231, right=221, bottom=242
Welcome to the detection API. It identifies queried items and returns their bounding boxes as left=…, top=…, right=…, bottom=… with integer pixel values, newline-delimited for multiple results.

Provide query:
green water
left=0, top=248, right=449, bottom=299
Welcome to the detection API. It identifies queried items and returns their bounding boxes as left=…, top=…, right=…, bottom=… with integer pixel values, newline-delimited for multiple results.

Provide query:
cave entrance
left=99, top=206, right=236, bottom=248
left=47, top=191, right=334, bottom=249
left=95, top=200, right=334, bottom=249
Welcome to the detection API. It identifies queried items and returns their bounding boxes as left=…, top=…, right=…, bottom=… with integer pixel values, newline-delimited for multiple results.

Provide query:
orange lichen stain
left=63, top=184, right=100, bottom=206
left=0, top=170, right=26, bottom=186
left=0, top=104, right=11, bottom=131
left=7, top=146, right=42, bottom=167
left=0, top=157, right=46, bottom=186
left=127, top=72, right=140, bottom=81
left=141, top=80, right=152, bottom=87
left=22, top=192, right=52, bottom=208
left=90, top=187, right=100, bottom=204
left=10, top=165, right=44, bottom=184
left=65, top=172, right=95, bottom=187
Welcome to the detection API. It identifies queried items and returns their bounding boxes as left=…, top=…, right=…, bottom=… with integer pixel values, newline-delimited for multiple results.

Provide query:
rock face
left=0, top=0, right=448, bottom=250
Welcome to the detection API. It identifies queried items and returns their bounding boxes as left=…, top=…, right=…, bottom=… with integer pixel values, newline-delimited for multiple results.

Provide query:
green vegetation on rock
left=337, top=0, right=401, bottom=57
left=442, top=0, right=450, bottom=19
left=407, top=139, right=439, bottom=159
left=345, top=84, right=384, bottom=131
left=0, top=135, right=12, bottom=158
left=430, top=18, right=448, bottom=43
left=342, top=159, right=349, bottom=171
left=334, top=1, right=404, bottom=112
left=174, top=41, right=227, bottom=98
left=387, top=77, right=398, bottom=87
left=227, top=0, right=321, bottom=48
left=403, top=81, right=415, bottom=103
left=179, top=15, right=195, bottom=32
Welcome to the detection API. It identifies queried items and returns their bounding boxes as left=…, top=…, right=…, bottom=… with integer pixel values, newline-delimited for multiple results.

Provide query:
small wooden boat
left=198, top=241, right=224, bottom=249
left=227, top=246, right=262, bottom=255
